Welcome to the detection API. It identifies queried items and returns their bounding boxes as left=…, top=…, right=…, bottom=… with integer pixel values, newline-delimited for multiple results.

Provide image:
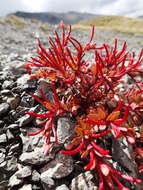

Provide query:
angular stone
left=36, top=79, right=53, bottom=101
left=17, top=105, right=39, bottom=127
left=57, top=117, right=75, bottom=144
left=7, top=95, right=20, bottom=109
left=16, top=74, right=30, bottom=87
left=1, top=89, right=11, bottom=95
left=112, top=137, right=139, bottom=178
left=0, top=134, right=7, bottom=144
left=7, top=124, right=19, bottom=130
left=7, top=124, right=20, bottom=136
left=9, top=143, right=21, bottom=154
left=0, top=120, right=4, bottom=128
left=6, top=129, right=14, bottom=141
left=17, top=74, right=36, bottom=90
left=0, top=180, right=8, bottom=190
left=31, top=170, right=40, bottom=182
left=16, top=166, right=32, bottom=179
left=70, top=171, right=97, bottom=190
left=56, top=184, right=69, bottom=190
left=0, top=103, right=10, bottom=116
left=9, top=174, right=23, bottom=188
left=19, top=184, right=32, bottom=190
left=2, top=156, right=17, bottom=173
left=19, top=147, right=54, bottom=165
left=9, top=61, right=27, bottom=75
left=20, top=132, right=44, bottom=152
left=20, top=94, right=34, bottom=108
left=40, top=174, right=55, bottom=190
left=17, top=115, right=32, bottom=127
left=0, top=148, right=6, bottom=164
left=2, top=80, right=13, bottom=89
left=40, top=152, right=73, bottom=179
left=32, top=185, right=41, bottom=190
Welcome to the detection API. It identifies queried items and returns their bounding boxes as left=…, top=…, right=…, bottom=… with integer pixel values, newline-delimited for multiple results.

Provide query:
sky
left=0, top=0, right=143, bottom=17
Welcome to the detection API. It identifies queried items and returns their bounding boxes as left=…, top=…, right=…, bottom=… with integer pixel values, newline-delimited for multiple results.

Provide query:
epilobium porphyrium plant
left=25, top=22, right=143, bottom=189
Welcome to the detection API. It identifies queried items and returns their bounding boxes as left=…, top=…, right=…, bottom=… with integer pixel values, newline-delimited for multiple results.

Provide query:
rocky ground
left=0, top=16, right=143, bottom=190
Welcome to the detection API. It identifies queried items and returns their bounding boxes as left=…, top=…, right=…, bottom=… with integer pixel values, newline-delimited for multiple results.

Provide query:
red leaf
left=106, top=111, right=120, bottom=121
left=111, top=123, right=121, bottom=138
left=113, top=106, right=129, bottom=125
left=136, top=147, right=143, bottom=157
left=91, top=141, right=109, bottom=156
left=84, top=149, right=96, bottom=170
left=61, top=140, right=85, bottom=155
left=104, top=175, right=114, bottom=190
left=91, top=129, right=109, bottom=138
left=100, top=164, right=110, bottom=176
left=126, top=136, right=135, bottom=144
left=28, top=128, right=44, bottom=136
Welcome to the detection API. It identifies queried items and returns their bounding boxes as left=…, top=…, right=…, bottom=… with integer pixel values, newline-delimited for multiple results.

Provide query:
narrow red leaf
left=91, top=141, right=109, bottom=156
left=28, top=128, right=44, bottom=136
left=84, top=149, right=96, bottom=170
left=113, top=106, right=129, bottom=125
left=61, top=140, right=85, bottom=155
left=100, top=163, right=110, bottom=176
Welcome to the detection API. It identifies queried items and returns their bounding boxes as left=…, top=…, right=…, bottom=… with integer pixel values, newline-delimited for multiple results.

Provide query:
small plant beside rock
left=25, top=22, right=143, bottom=189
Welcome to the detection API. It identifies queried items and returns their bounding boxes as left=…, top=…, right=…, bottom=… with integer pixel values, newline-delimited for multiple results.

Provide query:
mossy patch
left=5, top=15, right=25, bottom=29
left=73, top=16, right=143, bottom=36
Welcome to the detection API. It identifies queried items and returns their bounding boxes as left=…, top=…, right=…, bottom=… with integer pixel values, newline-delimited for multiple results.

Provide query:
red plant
left=25, top=22, right=143, bottom=189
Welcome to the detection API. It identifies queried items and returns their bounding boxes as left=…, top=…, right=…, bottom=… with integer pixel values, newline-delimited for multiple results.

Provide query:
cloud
left=22, top=0, right=48, bottom=12
left=40, top=0, right=116, bottom=13
left=98, top=0, right=143, bottom=16
left=0, top=0, right=23, bottom=16
left=0, top=0, right=143, bottom=17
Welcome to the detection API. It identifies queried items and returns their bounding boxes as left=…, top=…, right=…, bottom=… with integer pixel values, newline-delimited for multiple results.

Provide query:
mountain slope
left=74, top=15, right=143, bottom=35
left=12, top=11, right=96, bottom=24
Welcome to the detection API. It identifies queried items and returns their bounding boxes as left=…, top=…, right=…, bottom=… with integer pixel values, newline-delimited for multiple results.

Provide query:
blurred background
left=1, top=0, right=143, bottom=17
left=0, top=0, right=143, bottom=60
left=0, top=0, right=143, bottom=35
